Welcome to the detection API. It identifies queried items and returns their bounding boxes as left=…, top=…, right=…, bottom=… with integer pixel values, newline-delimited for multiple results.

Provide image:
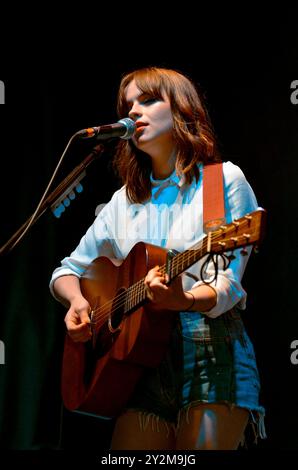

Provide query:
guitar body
left=61, top=242, right=176, bottom=417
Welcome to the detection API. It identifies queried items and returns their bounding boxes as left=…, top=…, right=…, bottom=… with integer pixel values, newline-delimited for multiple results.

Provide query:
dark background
left=0, top=9, right=297, bottom=456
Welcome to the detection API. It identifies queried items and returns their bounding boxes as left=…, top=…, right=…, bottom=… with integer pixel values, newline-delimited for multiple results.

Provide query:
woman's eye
left=142, top=97, right=157, bottom=105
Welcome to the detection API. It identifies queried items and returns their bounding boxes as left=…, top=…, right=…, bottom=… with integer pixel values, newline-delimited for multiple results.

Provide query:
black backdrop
left=0, top=11, right=298, bottom=458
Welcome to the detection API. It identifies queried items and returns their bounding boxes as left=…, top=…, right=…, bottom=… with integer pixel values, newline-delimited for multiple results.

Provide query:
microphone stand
left=0, top=144, right=105, bottom=256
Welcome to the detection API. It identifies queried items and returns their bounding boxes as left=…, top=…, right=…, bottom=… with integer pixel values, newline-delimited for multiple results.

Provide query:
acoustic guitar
left=61, top=208, right=266, bottom=417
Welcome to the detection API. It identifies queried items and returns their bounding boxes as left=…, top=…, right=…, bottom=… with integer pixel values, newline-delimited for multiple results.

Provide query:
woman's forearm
left=184, top=284, right=217, bottom=313
left=53, top=275, right=83, bottom=307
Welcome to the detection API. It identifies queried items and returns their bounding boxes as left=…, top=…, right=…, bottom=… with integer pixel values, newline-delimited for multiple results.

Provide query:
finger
left=145, top=284, right=154, bottom=301
left=79, top=312, right=91, bottom=324
left=149, top=275, right=167, bottom=287
left=68, top=323, right=92, bottom=342
left=76, top=307, right=91, bottom=324
left=145, top=271, right=166, bottom=285
left=65, top=318, right=90, bottom=333
left=146, top=265, right=163, bottom=279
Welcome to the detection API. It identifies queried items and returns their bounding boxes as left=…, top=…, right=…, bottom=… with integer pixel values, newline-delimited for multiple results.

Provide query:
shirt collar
left=150, top=168, right=186, bottom=189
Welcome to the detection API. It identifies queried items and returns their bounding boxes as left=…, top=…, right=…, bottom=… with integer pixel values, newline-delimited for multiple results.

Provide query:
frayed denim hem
left=124, top=401, right=267, bottom=445
left=137, top=411, right=176, bottom=438
left=248, top=409, right=267, bottom=443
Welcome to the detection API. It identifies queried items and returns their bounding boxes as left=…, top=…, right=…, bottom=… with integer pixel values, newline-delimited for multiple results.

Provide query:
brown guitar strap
left=203, top=163, right=225, bottom=233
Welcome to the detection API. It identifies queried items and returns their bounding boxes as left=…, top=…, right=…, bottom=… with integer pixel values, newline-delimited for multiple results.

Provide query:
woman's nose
left=128, top=103, right=142, bottom=120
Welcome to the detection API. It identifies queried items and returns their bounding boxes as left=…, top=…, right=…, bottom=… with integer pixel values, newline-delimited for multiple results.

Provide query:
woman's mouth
left=136, top=122, right=148, bottom=132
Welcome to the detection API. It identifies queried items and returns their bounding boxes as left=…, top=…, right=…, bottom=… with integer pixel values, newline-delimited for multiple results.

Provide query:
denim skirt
left=126, top=308, right=265, bottom=436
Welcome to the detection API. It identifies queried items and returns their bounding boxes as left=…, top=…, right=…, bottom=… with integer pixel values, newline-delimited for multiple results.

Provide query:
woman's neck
left=151, top=148, right=177, bottom=180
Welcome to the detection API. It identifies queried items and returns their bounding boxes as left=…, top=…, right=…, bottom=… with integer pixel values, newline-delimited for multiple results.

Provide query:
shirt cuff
left=49, top=269, right=81, bottom=304
left=191, top=276, right=247, bottom=318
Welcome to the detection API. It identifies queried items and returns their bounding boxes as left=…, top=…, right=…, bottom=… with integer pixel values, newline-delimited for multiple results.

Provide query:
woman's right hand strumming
left=53, top=275, right=92, bottom=342
left=64, top=295, right=92, bottom=342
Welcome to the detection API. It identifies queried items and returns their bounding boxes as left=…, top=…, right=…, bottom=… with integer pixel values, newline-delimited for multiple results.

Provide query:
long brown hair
left=114, top=67, right=221, bottom=203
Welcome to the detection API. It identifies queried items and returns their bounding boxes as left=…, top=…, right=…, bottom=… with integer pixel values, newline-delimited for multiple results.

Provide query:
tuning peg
left=52, top=203, right=65, bottom=218
left=240, top=248, right=249, bottom=256
left=76, top=183, right=83, bottom=193
left=63, top=197, right=71, bottom=207
left=226, top=252, right=236, bottom=261
left=68, top=190, right=76, bottom=200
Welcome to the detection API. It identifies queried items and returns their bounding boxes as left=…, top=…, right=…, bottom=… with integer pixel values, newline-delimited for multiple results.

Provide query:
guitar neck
left=162, top=239, right=206, bottom=281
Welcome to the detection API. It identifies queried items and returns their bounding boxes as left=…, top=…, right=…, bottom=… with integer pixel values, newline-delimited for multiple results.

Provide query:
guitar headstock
left=210, top=208, right=267, bottom=254
left=51, top=176, right=85, bottom=218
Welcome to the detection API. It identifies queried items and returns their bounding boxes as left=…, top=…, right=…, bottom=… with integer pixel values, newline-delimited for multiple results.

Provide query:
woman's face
left=125, top=79, right=174, bottom=155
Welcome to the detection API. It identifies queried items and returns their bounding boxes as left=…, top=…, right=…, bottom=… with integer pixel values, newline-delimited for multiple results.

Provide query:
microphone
left=76, top=117, right=136, bottom=140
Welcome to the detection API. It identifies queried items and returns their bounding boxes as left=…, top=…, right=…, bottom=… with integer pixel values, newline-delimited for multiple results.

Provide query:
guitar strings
left=89, top=219, right=254, bottom=326
left=90, top=237, right=206, bottom=324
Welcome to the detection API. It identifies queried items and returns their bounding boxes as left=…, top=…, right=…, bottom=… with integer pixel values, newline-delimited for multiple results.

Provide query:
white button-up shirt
left=50, top=161, right=258, bottom=317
